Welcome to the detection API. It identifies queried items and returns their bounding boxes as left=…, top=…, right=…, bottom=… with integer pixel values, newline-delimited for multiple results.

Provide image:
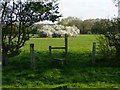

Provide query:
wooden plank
left=53, top=58, right=64, bottom=61
left=51, top=47, right=65, bottom=49
left=53, top=58, right=64, bottom=65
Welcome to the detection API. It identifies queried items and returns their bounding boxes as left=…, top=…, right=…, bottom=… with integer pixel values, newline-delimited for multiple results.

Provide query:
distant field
left=3, top=34, right=120, bottom=88
left=22, top=34, right=98, bottom=52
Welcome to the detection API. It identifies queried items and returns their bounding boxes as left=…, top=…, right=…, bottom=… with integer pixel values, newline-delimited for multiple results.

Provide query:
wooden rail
left=50, top=47, right=65, bottom=49
left=49, top=34, right=68, bottom=55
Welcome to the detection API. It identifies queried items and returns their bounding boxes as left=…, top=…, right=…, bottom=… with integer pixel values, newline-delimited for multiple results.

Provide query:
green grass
left=2, top=35, right=120, bottom=88
left=22, top=34, right=97, bottom=52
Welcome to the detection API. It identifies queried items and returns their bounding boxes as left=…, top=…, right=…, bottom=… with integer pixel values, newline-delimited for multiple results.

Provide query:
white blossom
left=37, top=24, right=80, bottom=37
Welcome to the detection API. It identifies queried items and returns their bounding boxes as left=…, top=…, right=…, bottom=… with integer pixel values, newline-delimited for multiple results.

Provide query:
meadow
left=2, top=35, right=120, bottom=88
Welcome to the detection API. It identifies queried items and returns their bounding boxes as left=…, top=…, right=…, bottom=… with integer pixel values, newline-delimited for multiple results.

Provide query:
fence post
left=0, top=24, right=2, bottom=67
left=49, top=46, right=52, bottom=55
left=65, top=34, right=68, bottom=54
left=92, top=42, right=96, bottom=63
left=30, top=44, right=35, bottom=67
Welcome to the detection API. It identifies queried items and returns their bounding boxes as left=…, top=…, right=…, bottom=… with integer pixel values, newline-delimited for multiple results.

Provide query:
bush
left=97, top=35, right=116, bottom=60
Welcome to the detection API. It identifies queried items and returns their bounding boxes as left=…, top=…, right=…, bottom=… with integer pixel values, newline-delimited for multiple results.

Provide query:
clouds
left=59, top=0, right=118, bottom=20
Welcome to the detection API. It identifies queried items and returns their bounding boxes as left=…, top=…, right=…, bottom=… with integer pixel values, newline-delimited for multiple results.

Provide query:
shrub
left=97, top=35, right=116, bottom=60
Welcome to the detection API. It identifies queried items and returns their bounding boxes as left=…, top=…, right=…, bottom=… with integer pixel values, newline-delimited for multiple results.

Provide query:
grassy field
left=22, top=34, right=97, bottom=52
left=2, top=35, right=120, bottom=88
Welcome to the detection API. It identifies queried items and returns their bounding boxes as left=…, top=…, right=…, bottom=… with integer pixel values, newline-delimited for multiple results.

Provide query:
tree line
left=57, top=16, right=113, bottom=34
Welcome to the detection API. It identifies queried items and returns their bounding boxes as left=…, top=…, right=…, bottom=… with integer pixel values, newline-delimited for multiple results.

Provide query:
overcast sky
left=1, top=0, right=117, bottom=23
left=58, top=0, right=118, bottom=20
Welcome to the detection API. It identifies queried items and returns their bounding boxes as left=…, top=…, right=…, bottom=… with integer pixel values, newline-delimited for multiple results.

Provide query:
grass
left=22, top=34, right=97, bottom=52
left=2, top=34, right=120, bottom=88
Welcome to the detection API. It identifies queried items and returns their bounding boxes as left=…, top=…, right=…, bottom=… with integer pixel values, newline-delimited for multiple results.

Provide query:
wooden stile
left=49, top=34, right=68, bottom=64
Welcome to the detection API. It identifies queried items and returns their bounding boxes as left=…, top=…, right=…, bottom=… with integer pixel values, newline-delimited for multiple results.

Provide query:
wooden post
left=49, top=46, right=52, bottom=55
left=92, top=42, right=96, bottom=63
left=65, top=34, right=68, bottom=54
left=0, top=23, right=2, bottom=66
left=30, top=44, right=35, bottom=67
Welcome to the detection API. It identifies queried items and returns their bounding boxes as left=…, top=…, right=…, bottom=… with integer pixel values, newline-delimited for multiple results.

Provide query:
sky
left=0, top=0, right=118, bottom=24
left=58, top=0, right=118, bottom=20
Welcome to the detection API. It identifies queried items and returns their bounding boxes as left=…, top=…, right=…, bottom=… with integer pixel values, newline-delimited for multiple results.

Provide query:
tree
left=58, top=17, right=99, bottom=34
left=91, top=19, right=108, bottom=34
left=58, top=16, right=82, bottom=34
left=100, top=18, right=120, bottom=60
left=81, top=19, right=94, bottom=34
left=1, top=0, right=61, bottom=65
left=113, top=0, right=120, bottom=4
left=113, top=0, right=120, bottom=18
left=37, top=25, right=80, bottom=37
left=68, top=18, right=82, bottom=34
left=57, top=16, right=75, bottom=26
